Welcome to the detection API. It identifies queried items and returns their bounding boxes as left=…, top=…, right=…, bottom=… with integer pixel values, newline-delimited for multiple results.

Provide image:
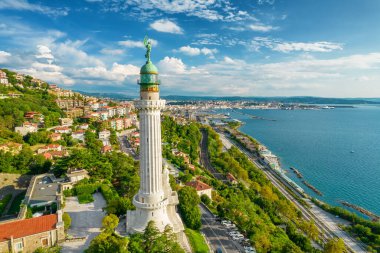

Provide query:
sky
left=1, top=0, right=380, bottom=97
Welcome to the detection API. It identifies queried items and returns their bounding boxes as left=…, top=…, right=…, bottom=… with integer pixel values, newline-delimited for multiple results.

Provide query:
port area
left=214, top=126, right=367, bottom=253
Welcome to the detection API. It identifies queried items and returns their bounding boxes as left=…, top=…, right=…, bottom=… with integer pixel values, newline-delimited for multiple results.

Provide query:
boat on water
left=350, top=150, right=355, bottom=153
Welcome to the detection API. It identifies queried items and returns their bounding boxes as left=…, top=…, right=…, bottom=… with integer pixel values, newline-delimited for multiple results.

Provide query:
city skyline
left=1, top=0, right=380, bottom=97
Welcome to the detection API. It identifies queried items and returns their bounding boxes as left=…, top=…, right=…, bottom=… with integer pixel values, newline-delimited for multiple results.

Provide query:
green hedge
left=78, top=193, right=94, bottom=204
left=0, top=194, right=12, bottom=214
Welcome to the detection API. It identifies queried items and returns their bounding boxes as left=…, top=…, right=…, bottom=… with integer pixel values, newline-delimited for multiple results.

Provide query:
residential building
left=54, top=127, right=71, bottom=134
left=59, top=118, right=73, bottom=126
left=0, top=142, right=22, bottom=155
left=15, top=122, right=38, bottom=136
left=78, top=123, right=89, bottom=130
left=72, top=130, right=85, bottom=142
left=185, top=180, right=212, bottom=199
left=37, top=144, right=62, bottom=154
left=66, top=168, right=89, bottom=183
left=226, top=173, right=238, bottom=185
left=50, top=133, right=62, bottom=142
left=65, top=108, right=84, bottom=119
left=101, top=145, right=112, bottom=154
left=0, top=213, right=65, bottom=253
left=0, top=70, right=9, bottom=85
left=99, top=130, right=110, bottom=140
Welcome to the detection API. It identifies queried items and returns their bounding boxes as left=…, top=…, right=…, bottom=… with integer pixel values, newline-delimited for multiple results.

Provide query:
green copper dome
left=140, top=61, right=158, bottom=74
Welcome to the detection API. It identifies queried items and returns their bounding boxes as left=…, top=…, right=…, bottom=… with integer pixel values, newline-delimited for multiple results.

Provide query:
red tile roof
left=0, top=214, right=57, bottom=242
left=226, top=173, right=237, bottom=182
left=186, top=180, right=212, bottom=191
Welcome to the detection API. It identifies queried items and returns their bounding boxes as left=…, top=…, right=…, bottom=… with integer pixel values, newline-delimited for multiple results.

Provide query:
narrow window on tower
left=149, top=96, right=151, bottom=100
left=152, top=212, right=154, bottom=217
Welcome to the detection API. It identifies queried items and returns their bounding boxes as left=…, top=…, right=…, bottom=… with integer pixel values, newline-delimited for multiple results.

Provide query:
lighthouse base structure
left=126, top=168, right=184, bottom=234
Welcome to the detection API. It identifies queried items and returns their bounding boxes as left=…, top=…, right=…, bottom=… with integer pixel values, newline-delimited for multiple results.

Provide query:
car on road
left=244, top=246, right=256, bottom=253
left=232, top=234, right=244, bottom=241
left=227, top=231, right=240, bottom=237
left=226, top=223, right=236, bottom=229
left=215, top=248, right=223, bottom=253
left=221, top=220, right=231, bottom=226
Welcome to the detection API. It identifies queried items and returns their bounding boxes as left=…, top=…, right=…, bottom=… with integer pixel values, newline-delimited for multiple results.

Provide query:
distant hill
left=76, top=91, right=380, bottom=105
left=162, top=95, right=380, bottom=104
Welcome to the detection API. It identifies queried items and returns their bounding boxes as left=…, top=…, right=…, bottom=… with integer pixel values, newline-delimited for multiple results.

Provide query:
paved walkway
left=61, top=193, right=107, bottom=253
left=306, top=199, right=367, bottom=253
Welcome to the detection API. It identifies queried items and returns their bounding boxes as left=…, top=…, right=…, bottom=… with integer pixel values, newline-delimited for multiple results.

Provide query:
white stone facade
left=127, top=97, right=184, bottom=234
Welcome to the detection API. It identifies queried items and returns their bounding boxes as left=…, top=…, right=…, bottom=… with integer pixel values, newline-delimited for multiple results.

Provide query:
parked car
left=215, top=247, right=223, bottom=253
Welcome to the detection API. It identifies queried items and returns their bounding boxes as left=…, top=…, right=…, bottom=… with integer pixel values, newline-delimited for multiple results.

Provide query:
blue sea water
left=221, top=106, right=380, bottom=216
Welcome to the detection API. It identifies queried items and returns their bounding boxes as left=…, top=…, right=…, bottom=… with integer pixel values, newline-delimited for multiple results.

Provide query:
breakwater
left=339, top=201, right=380, bottom=221
left=290, top=167, right=303, bottom=178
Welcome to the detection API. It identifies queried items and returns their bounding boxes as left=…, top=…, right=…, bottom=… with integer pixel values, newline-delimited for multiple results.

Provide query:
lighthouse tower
left=126, top=37, right=184, bottom=234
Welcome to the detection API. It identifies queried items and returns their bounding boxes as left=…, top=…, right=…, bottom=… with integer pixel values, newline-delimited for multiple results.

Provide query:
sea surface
left=219, top=106, right=380, bottom=216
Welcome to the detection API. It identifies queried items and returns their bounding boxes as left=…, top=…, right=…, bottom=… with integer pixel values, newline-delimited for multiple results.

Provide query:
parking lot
left=200, top=204, right=256, bottom=253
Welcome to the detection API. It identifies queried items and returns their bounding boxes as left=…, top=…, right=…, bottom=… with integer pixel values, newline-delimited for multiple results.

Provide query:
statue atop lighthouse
left=126, top=37, right=185, bottom=234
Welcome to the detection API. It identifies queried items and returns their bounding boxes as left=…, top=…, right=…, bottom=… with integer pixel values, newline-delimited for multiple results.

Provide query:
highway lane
left=200, top=204, right=242, bottom=253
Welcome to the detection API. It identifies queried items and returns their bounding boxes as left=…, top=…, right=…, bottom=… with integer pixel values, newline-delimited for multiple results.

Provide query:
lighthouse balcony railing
left=133, top=195, right=169, bottom=209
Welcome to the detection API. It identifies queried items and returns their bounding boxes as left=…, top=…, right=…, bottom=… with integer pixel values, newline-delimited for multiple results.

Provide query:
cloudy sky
left=1, top=0, right=380, bottom=97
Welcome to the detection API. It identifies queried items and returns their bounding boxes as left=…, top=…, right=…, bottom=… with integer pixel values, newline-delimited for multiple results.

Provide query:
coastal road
left=219, top=130, right=367, bottom=253
left=200, top=129, right=228, bottom=182
left=200, top=204, right=242, bottom=253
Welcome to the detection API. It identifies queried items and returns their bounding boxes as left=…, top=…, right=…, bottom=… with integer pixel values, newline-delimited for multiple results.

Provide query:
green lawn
left=185, top=228, right=209, bottom=253
left=7, top=191, right=26, bottom=215
left=77, top=193, right=94, bottom=204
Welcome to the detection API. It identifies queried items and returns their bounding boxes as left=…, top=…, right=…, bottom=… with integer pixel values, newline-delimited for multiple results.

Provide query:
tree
left=128, top=221, right=185, bottom=253
left=102, top=214, right=119, bottom=233
left=34, top=246, right=62, bottom=253
left=178, top=186, right=202, bottom=230
left=86, top=232, right=129, bottom=253
left=324, top=238, right=347, bottom=253
left=63, top=212, right=71, bottom=231
left=200, top=194, right=211, bottom=206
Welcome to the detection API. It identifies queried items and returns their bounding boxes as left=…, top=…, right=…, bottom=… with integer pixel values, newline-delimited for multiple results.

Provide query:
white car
left=221, top=220, right=231, bottom=225
left=228, top=231, right=239, bottom=236
left=226, top=223, right=236, bottom=229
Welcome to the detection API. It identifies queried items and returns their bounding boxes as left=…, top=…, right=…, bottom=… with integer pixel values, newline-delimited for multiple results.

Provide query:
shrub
left=200, top=194, right=211, bottom=206
left=77, top=193, right=94, bottom=204
left=63, top=212, right=71, bottom=231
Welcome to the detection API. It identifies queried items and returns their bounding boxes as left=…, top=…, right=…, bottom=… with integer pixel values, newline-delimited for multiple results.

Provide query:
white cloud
left=150, top=19, right=183, bottom=34
left=102, top=0, right=247, bottom=21
left=250, top=37, right=343, bottom=53
left=0, top=0, right=69, bottom=17
left=158, top=57, right=187, bottom=74
left=35, top=45, right=54, bottom=64
left=118, top=39, right=158, bottom=48
left=156, top=52, right=380, bottom=97
left=73, top=63, right=139, bottom=82
left=100, top=48, right=124, bottom=55
left=176, top=46, right=218, bottom=57
left=249, top=24, right=277, bottom=32
left=0, top=51, right=11, bottom=64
